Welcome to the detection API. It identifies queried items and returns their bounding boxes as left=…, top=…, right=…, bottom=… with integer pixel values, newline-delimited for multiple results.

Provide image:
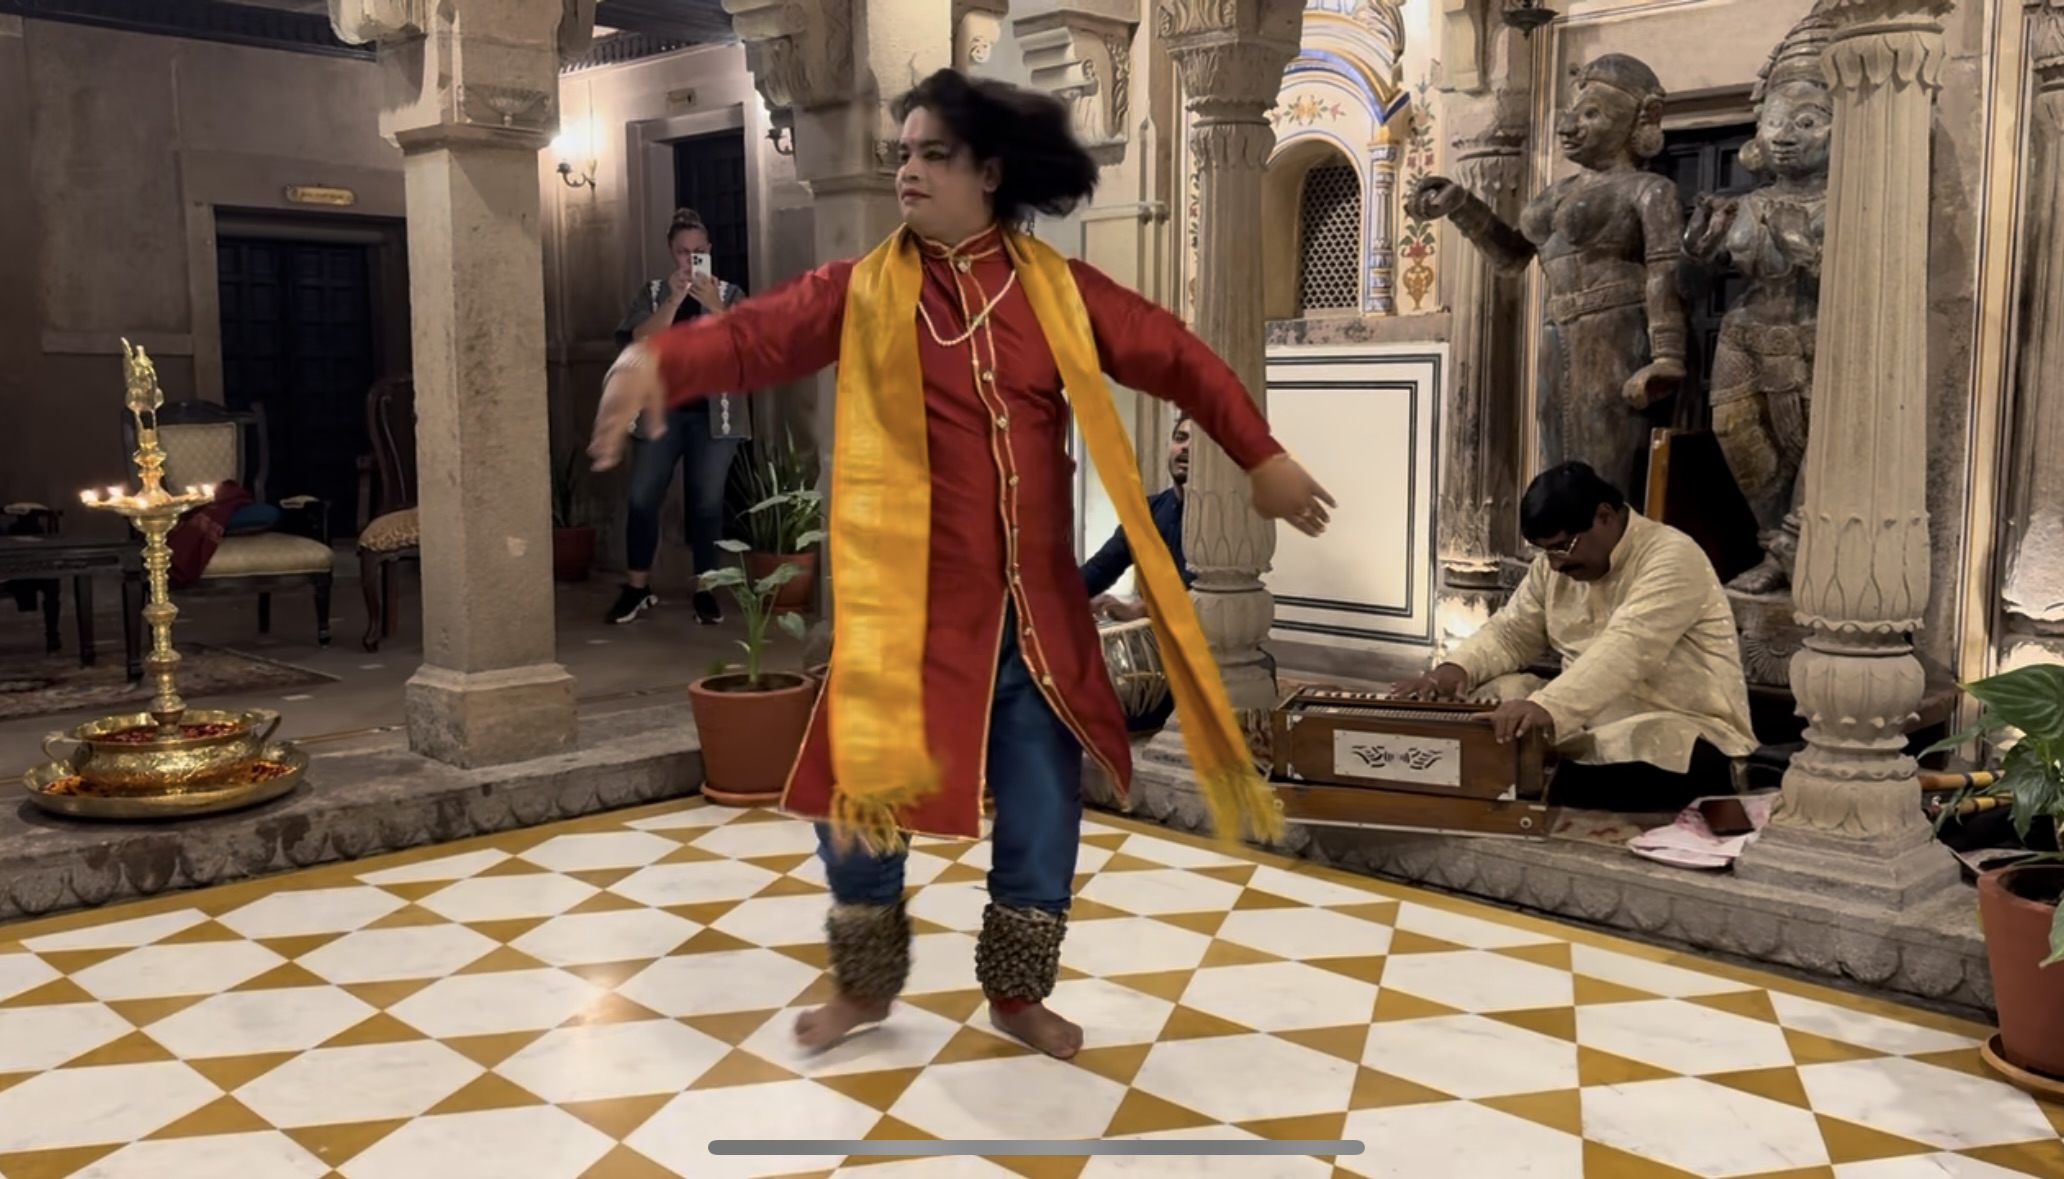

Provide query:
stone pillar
left=1164, top=0, right=1303, bottom=717
left=2000, top=1, right=2064, bottom=654
left=328, top=0, right=591, bottom=768
left=1017, top=2, right=1137, bottom=167
left=1365, top=122, right=1400, bottom=314
left=1734, top=0, right=1959, bottom=907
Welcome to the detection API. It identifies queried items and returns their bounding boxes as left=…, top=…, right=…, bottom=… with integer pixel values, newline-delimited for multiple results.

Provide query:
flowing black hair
left=891, top=69, right=1100, bottom=226
left=1519, top=461, right=1627, bottom=542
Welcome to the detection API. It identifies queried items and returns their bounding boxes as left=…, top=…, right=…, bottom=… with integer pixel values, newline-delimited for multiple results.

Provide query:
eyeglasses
left=1529, top=533, right=1583, bottom=558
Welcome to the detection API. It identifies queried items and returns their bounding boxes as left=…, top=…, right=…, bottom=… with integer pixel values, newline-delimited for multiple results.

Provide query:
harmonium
left=1269, top=687, right=1559, bottom=839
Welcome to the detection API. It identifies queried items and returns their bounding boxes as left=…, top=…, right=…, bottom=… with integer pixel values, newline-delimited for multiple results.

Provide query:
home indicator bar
left=709, top=1140, right=1365, bottom=1157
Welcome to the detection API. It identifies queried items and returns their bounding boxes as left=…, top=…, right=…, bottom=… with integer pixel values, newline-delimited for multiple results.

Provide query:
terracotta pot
left=551, top=526, right=597, bottom=583
left=688, top=671, right=815, bottom=807
left=1978, top=863, right=2064, bottom=1081
left=744, top=550, right=816, bottom=613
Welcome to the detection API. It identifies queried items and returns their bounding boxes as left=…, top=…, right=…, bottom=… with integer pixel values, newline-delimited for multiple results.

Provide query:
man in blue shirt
left=1082, top=414, right=1192, bottom=621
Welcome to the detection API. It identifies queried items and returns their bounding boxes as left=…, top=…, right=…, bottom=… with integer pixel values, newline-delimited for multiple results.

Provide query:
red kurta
left=647, top=229, right=1283, bottom=838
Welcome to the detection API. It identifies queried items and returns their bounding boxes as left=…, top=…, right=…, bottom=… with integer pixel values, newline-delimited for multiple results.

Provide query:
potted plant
left=688, top=540, right=815, bottom=806
left=730, top=431, right=824, bottom=614
left=1930, top=661, right=2064, bottom=1088
left=550, top=449, right=597, bottom=583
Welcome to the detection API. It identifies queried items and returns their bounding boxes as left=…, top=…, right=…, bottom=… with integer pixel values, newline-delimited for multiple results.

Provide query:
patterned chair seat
left=358, top=508, right=420, bottom=555
left=204, top=532, right=337, bottom=579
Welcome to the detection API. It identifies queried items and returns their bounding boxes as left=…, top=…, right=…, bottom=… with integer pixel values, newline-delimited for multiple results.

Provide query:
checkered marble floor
left=0, top=801, right=2059, bottom=1179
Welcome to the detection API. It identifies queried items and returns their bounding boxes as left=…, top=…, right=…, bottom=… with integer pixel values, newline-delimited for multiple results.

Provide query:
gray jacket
left=615, top=277, right=752, bottom=440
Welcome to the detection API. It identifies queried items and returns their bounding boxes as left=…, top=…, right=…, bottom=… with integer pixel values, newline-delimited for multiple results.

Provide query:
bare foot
left=794, top=993, right=892, bottom=1050
left=990, top=1002, right=1083, bottom=1059
left=1726, top=556, right=1788, bottom=596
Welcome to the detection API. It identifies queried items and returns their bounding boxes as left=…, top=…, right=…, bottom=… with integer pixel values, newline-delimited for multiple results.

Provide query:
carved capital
left=956, top=0, right=1010, bottom=68
left=1449, top=111, right=1527, bottom=197
left=1161, top=0, right=1302, bottom=113
left=333, top=0, right=585, bottom=148
left=327, top=0, right=429, bottom=44
left=723, top=0, right=858, bottom=112
left=1819, top=0, right=1953, bottom=96
left=1015, top=7, right=1137, bottom=164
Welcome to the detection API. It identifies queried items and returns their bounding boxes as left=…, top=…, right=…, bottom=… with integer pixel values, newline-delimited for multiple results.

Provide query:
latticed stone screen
left=1297, top=161, right=1364, bottom=313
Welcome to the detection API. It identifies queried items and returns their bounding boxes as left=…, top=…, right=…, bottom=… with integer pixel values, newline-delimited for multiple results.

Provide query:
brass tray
left=21, top=742, right=308, bottom=822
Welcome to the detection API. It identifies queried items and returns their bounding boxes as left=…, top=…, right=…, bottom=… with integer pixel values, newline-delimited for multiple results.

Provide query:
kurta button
left=981, top=370, right=995, bottom=383
left=995, top=415, right=1009, bottom=430
left=1008, top=474, right=1020, bottom=486
left=955, top=256, right=972, bottom=273
left=1040, top=674, right=1054, bottom=686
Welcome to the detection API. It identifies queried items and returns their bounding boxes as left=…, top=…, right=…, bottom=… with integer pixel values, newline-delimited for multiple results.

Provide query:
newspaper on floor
left=1628, top=791, right=1780, bottom=870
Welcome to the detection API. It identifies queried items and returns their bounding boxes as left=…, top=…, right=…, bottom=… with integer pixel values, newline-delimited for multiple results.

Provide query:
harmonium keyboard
left=1269, top=687, right=1559, bottom=839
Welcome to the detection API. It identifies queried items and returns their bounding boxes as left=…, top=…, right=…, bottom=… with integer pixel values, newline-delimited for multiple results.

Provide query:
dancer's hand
left=1251, top=455, right=1335, bottom=537
left=589, top=346, right=666, bottom=471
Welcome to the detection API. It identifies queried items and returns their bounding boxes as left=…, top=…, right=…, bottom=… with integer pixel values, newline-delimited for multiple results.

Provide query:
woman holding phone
left=607, top=208, right=749, bottom=627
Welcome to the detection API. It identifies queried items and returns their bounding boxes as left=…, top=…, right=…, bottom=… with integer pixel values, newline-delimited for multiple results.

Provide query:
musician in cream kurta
left=1396, top=462, right=1756, bottom=808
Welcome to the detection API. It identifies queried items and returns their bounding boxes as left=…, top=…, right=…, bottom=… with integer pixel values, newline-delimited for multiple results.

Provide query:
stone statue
left=1682, top=3, right=1833, bottom=595
left=1406, top=53, right=1688, bottom=506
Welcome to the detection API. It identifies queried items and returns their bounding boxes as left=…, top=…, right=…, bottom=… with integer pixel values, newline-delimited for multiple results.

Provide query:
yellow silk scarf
left=824, top=225, right=1285, bottom=854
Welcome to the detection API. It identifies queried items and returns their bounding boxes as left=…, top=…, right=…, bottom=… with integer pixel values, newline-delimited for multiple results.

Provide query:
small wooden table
left=0, top=536, right=145, bottom=681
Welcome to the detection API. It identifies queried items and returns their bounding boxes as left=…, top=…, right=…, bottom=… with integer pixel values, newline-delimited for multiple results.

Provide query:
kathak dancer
left=588, top=69, right=1335, bottom=1060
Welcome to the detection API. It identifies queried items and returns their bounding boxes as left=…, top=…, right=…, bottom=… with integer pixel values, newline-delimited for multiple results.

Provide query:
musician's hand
left=590, top=346, right=666, bottom=471
left=1489, top=699, right=1554, bottom=745
left=1390, top=663, right=1468, bottom=702
left=1094, top=595, right=1147, bottom=623
left=1251, top=454, right=1335, bottom=537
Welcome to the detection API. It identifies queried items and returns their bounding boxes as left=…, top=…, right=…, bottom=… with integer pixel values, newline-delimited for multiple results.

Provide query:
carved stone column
left=1734, top=0, right=1959, bottom=907
left=2001, top=2, right=2064, bottom=647
left=1017, top=2, right=1138, bottom=167
left=1365, top=122, right=1401, bottom=314
left=1164, top=0, right=1302, bottom=717
left=327, top=0, right=591, bottom=768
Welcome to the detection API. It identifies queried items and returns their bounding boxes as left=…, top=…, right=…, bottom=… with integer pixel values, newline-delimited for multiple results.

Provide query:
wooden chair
left=134, top=401, right=335, bottom=645
left=356, top=377, right=419, bottom=653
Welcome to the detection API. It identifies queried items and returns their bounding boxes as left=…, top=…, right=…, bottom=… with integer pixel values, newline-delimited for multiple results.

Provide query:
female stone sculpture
left=1406, top=54, right=1687, bottom=507
left=1682, top=6, right=1832, bottom=594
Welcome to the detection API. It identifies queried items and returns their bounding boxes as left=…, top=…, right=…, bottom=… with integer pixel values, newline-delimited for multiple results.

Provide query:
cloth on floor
left=1629, top=791, right=1779, bottom=870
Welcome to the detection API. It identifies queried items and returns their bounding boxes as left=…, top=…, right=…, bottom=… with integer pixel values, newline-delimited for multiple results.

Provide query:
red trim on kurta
left=643, top=233, right=1282, bottom=839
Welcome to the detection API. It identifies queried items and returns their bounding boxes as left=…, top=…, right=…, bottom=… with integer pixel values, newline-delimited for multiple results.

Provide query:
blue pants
left=625, top=406, right=740, bottom=578
left=817, top=609, right=1084, bottom=913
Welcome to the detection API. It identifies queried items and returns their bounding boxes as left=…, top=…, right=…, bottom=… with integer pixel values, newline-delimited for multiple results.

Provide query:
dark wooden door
left=673, top=130, right=751, bottom=291
left=217, top=238, right=376, bottom=538
left=1647, top=126, right=1757, bottom=422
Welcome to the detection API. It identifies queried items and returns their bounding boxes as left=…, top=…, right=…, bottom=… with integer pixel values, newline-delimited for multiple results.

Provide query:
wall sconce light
left=1503, top=0, right=1559, bottom=35
left=551, top=120, right=598, bottom=190
left=767, top=121, right=795, bottom=157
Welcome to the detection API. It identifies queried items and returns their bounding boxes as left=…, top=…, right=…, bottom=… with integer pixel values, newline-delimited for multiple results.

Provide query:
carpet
left=0, top=645, right=338, bottom=722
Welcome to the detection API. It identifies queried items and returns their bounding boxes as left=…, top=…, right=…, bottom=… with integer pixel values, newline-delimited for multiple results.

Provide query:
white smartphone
left=691, top=251, right=713, bottom=279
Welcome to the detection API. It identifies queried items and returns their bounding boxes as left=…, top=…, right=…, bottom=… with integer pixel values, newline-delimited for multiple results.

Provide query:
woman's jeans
left=625, top=406, right=740, bottom=578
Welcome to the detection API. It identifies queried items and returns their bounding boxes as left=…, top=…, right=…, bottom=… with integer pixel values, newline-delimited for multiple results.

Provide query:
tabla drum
left=1099, top=617, right=1169, bottom=724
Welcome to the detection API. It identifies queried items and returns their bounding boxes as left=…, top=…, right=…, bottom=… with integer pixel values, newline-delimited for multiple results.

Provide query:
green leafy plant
left=698, top=539, right=809, bottom=688
left=551, top=449, right=583, bottom=530
left=728, top=430, right=824, bottom=554
left=1928, top=662, right=2064, bottom=966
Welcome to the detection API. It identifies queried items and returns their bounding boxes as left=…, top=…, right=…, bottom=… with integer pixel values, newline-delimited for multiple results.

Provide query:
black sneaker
left=692, top=590, right=723, bottom=625
left=607, top=585, right=657, bottom=625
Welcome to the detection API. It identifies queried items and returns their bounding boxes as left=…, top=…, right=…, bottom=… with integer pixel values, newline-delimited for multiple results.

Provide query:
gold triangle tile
left=31, top=947, right=131, bottom=975
left=1784, top=1027, right=1887, bottom=1065
left=1238, top=1111, right=1347, bottom=1142
left=864, top=1112, right=940, bottom=1140
left=562, top=890, right=646, bottom=916
left=1157, top=1005, right=1253, bottom=1041
left=992, top=1154, right=1089, bottom=1179
left=1103, top=1088, right=1217, bottom=1136
left=818, top=1066, right=926, bottom=1110
left=1156, top=911, right=1228, bottom=937
left=0, top=1072, right=33, bottom=1096
left=1487, top=1007, right=1578, bottom=1042
left=793, top=974, right=839, bottom=1007
left=1070, top=872, right=1096, bottom=892
left=564, top=992, right=669, bottom=1028
left=0, top=1144, right=123, bottom=1179
left=426, top=1072, right=549, bottom=1116
left=231, top=962, right=335, bottom=992
left=1348, top=1066, right=1451, bottom=1109
left=0, top=977, right=97, bottom=1008
left=186, top=1051, right=299, bottom=1091
left=562, top=868, right=641, bottom=890
left=1733, top=1168, right=1836, bottom=1179
left=444, top=1031, right=548, bottom=1069
left=143, top=1093, right=274, bottom=1139
left=663, top=900, right=743, bottom=926
left=1906, top=1047, right=1994, bottom=1080
left=561, top=959, right=660, bottom=989
left=1107, top=970, right=1193, bottom=1003
left=1706, top=1066, right=1813, bottom=1109
left=284, top=1119, right=409, bottom=1167
left=321, top=1011, right=431, bottom=1048
left=1370, top=989, right=1464, bottom=1023
left=1080, top=831, right=1129, bottom=850
left=656, top=843, right=724, bottom=864
left=775, top=943, right=833, bottom=969
left=1193, top=864, right=1259, bottom=886
left=932, top=862, right=988, bottom=885
left=1478, top=1089, right=1583, bottom=1136
left=1232, top=889, right=1304, bottom=912
left=1278, top=1024, right=1371, bottom=1063
left=1576, top=1046, right=1677, bottom=1087
left=106, top=994, right=211, bottom=1027
left=907, top=915, right=957, bottom=936
left=1312, top=955, right=1387, bottom=985
left=1069, top=1044, right=1152, bottom=1086
left=756, top=875, right=829, bottom=898
left=675, top=927, right=761, bottom=955
left=363, top=903, right=448, bottom=929
left=1493, top=942, right=1573, bottom=971
left=64, top=1029, right=176, bottom=1068
left=680, top=1010, right=780, bottom=1046
left=254, top=933, right=346, bottom=961
left=337, top=979, right=435, bottom=1010
left=2041, top=1095, right=2064, bottom=1137
left=727, top=806, right=792, bottom=824
left=741, top=853, right=814, bottom=875
left=1330, top=901, right=1401, bottom=925
left=1098, top=852, right=1165, bottom=873
left=1386, top=930, right=1468, bottom=955
left=687, top=1047, right=802, bottom=1089
left=453, top=946, right=555, bottom=975
left=931, top=1025, right=1036, bottom=1064
left=1064, top=898, right=1131, bottom=922
left=156, top=920, right=244, bottom=945
left=1686, top=989, right=1781, bottom=1024
left=576, top=1143, right=681, bottom=1179
left=1960, top=1138, right=2064, bottom=1178
left=1813, top=1114, right=1935, bottom=1164
left=372, top=881, right=455, bottom=903
left=1057, top=963, right=1093, bottom=982
left=1571, top=975, right=1659, bottom=1007
left=1198, top=939, right=1283, bottom=969
left=476, top=858, right=554, bottom=877
left=1581, top=1141, right=1704, bottom=1177
left=901, top=990, right=987, bottom=1023
left=466, top=918, right=552, bottom=946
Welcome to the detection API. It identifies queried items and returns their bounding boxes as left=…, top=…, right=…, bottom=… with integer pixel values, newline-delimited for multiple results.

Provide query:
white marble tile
left=616, top=948, right=822, bottom=1017
left=216, top=887, right=409, bottom=938
left=1114, top=833, right=1247, bottom=869
left=625, top=1079, right=882, bottom=1179
left=415, top=874, right=599, bottom=923
left=904, top=931, right=982, bottom=994
left=609, top=860, right=782, bottom=908
left=1243, top=864, right=1389, bottom=908
left=339, top=1105, right=616, bottom=1179
left=509, top=908, right=700, bottom=966
left=1832, top=1156, right=2039, bottom=1179
left=0, top=1003, right=134, bottom=1071
left=1012, top=977, right=1176, bottom=1049
left=297, top=924, right=500, bottom=984
left=1392, top=902, right=1559, bottom=949
left=1575, top=998, right=1796, bottom=1075
left=1798, top=1057, right=2061, bottom=1149
left=711, top=893, right=833, bottom=946
left=1078, top=869, right=1244, bottom=916
left=1375, top=950, right=1574, bottom=1013
left=1131, top=1033, right=1358, bottom=1124
left=627, top=803, right=746, bottom=831
left=146, top=987, right=379, bottom=1057
left=357, top=849, right=512, bottom=885
left=496, top=1019, right=731, bottom=1101
left=1566, top=943, right=1756, bottom=998
left=387, top=969, right=605, bottom=1038
left=1083, top=1127, right=1336, bottom=1179
left=903, top=880, right=994, bottom=932
left=517, top=830, right=680, bottom=872
left=1581, top=1077, right=1830, bottom=1174
left=1179, top=962, right=1378, bottom=1031
left=891, top=1054, right=1130, bottom=1140
left=898, top=850, right=959, bottom=887
left=20, top=910, right=207, bottom=952
left=1339, top=1101, right=1584, bottom=1179
left=0, top=951, right=59, bottom=1002
left=1362, top=1014, right=1577, bottom=1099
left=832, top=1157, right=1018, bottom=1178
left=70, top=941, right=286, bottom=1002
left=235, top=1041, right=484, bottom=1126
left=1062, top=917, right=1213, bottom=978
left=738, top=1000, right=962, bottom=1076
left=1767, top=991, right=1978, bottom=1056
left=0, top=1062, right=221, bottom=1152
left=689, top=819, right=829, bottom=859
left=73, top=1130, right=332, bottom=1178
left=1214, top=907, right=1393, bottom=960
